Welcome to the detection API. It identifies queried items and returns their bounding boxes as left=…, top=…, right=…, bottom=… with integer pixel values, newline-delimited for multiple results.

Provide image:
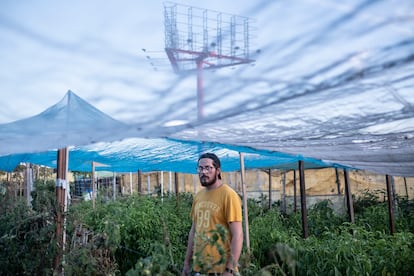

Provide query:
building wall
left=116, top=168, right=414, bottom=200
left=2, top=166, right=411, bottom=202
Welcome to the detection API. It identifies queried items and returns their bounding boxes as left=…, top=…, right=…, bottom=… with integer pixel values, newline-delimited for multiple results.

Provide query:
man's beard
left=200, top=174, right=217, bottom=187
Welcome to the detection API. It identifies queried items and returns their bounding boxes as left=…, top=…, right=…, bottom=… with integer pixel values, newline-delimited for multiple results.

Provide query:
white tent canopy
left=0, top=90, right=131, bottom=156
left=0, top=91, right=337, bottom=173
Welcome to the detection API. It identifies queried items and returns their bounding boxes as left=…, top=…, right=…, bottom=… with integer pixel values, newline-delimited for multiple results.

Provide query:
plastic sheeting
left=0, top=91, right=336, bottom=173
left=0, top=1, right=413, bottom=176
left=165, top=1, right=414, bottom=176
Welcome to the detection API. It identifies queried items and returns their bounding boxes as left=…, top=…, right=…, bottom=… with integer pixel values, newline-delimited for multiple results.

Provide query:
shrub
left=1, top=183, right=413, bottom=275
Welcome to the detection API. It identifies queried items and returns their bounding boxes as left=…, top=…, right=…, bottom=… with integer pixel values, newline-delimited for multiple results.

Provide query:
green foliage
left=354, top=191, right=414, bottom=234
left=125, top=242, right=176, bottom=276
left=1, top=184, right=413, bottom=275
left=67, top=194, right=192, bottom=275
left=192, top=224, right=228, bottom=273
left=63, top=228, right=120, bottom=275
left=307, top=199, right=347, bottom=236
left=31, top=179, right=56, bottom=212
left=295, top=224, right=414, bottom=275
left=353, top=189, right=384, bottom=212
left=249, top=209, right=293, bottom=268
left=246, top=195, right=273, bottom=217
left=246, top=198, right=414, bottom=276
left=0, top=193, right=56, bottom=275
left=397, top=198, right=414, bottom=232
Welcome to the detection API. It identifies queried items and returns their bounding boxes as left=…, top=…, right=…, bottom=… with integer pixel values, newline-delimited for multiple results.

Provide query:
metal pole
left=197, top=60, right=204, bottom=121
left=239, top=153, right=250, bottom=255
left=196, top=59, right=204, bottom=155
left=298, top=160, right=308, bottom=238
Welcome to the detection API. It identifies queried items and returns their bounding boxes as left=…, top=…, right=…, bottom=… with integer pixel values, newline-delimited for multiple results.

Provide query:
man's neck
left=206, top=180, right=223, bottom=190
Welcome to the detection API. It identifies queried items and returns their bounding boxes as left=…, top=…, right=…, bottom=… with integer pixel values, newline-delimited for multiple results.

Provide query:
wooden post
left=335, top=167, right=341, bottom=194
left=25, top=163, right=33, bottom=207
left=168, top=171, right=172, bottom=195
left=299, top=160, right=309, bottom=238
left=343, top=169, right=355, bottom=223
left=55, top=147, right=68, bottom=274
left=386, top=175, right=396, bottom=235
left=147, top=175, right=151, bottom=195
left=175, top=172, right=180, bottom=205
left=239, top=153, right=251, bottom=256
left=193, top=174, right=198, bottom=193
left=43, top=166, right=47, bottom=184
left=293, top=170, right=297, bottom=213
left=112, top=172, right=116, bottom=200
left=138, top=170, right=142, bottom=194
left=268, top=169, right=272, bottom=209
left=404, top=177, right=408, bottom=199
left=92, top=162, right=96, bottom=209
left=281, top=171, right=286, bottom=214
left=160, top=171, right=164, bottom=201
left=129, top=172, right=133, bottom=195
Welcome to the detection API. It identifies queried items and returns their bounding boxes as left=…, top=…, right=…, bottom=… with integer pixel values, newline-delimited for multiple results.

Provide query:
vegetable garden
left=1, top=179, right=413, bottom=275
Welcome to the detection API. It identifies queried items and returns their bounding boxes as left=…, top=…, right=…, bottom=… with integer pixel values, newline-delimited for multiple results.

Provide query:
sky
left=0, top=0, right=260, bottom=124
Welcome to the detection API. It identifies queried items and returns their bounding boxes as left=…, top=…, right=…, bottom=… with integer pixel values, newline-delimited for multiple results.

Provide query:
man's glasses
left=197, top=166, right=215, bottom=173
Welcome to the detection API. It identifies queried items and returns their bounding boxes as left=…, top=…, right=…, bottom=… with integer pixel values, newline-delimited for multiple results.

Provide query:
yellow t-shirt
left=190, top=184, right=242, bottom=274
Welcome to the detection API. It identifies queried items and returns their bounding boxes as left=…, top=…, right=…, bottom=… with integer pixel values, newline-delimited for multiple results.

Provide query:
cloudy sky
left=0, top=0, right=262, bottom=123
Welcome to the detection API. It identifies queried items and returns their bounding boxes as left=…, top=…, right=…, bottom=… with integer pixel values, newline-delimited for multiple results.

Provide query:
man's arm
left=182, top=222, right=195, bottom=276
left=226, top=221, right=243, bottom=273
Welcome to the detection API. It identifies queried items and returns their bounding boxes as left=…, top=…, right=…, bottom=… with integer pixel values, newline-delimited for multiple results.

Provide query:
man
left=182, top=153, right=243, bottom=275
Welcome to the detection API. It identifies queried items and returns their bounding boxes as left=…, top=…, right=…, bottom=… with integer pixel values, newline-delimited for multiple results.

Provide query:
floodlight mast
left=163, top=2, right=255, bottom=120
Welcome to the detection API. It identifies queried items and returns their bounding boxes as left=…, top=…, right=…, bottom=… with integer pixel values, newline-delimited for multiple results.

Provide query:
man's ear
left=217, top=167, right=222, bottom=179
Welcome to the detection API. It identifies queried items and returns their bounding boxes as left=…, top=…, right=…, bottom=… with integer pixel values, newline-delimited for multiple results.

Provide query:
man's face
left=198, top=158, right=218, bottom=187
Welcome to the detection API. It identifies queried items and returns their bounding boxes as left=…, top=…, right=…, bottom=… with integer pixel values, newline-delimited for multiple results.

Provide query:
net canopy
left=0, top=0, right=413, bottom=176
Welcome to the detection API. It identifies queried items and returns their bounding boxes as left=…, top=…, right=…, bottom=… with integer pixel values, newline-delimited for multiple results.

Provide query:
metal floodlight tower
left=163, top=2, right=255, bottom=120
